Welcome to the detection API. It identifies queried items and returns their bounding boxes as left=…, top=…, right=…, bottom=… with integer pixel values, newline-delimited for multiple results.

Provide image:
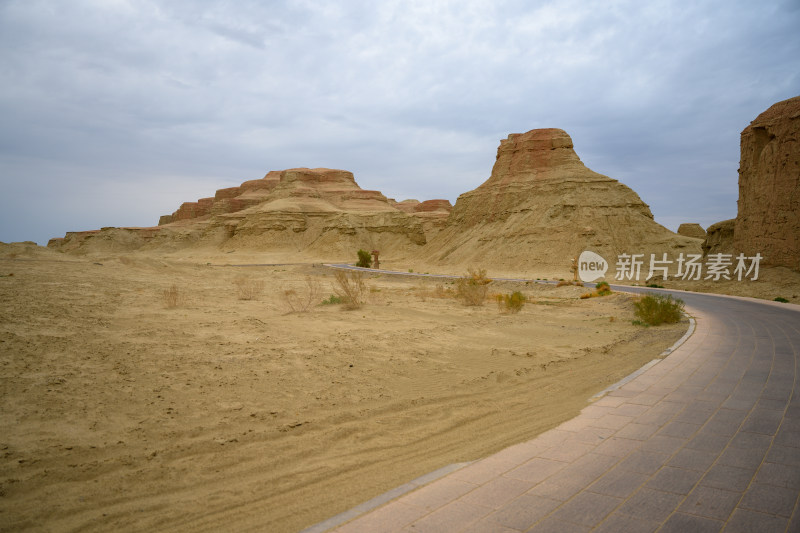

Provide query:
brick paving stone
left=458, top=476, right=533, bottom=510
left=548, top=491, right=622, bottom=527
left=593, top=436, right=642, bottom=458
left=667, top=448, right=719, bottom=472
left=686, top=431, right=731, bottom=454
left=741, top=409, right=784, bottom=435
left=480, top=492, right=561, bottom=530
left=504, top=457, right=567, bottom=484
left=524, top=516, right=591, bottom=533
left=728, top=431, right=772, bottom=451
left=765, top=444, right=800, bottom=467
left=615, top=423, right=660, bottom=441
left=617, top=450, right=670, bottom=475
left=397, top=477, right=477, bottom=511
left=754, top=462, right=800, bottom=490
left=716, top=445, right=768, bottom=470
left=645, top=466, right=704, bottom=495
left=639, top=435, right=687, bottom=455
left=587, top=468, right=649, bottom=499
left=400, top=500, right=492, bottom=533
left=590, top=512, right=660, bottom=533
left=722, top=508, right=789, bottom=532
left=679, top=486, right=742, bottom=521
left=538, top=440, right=597, bottom=463
left=738, top=482, right=798, bottom=517
left=700, top=464, right=757, bottom=492
left=659, top=512, right=724, bottom=532
left=659, top=420, right=703, bottom=439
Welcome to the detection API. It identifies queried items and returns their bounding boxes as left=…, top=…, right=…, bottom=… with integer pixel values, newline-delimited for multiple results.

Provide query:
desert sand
left=0, top=246, right=690, bottom=532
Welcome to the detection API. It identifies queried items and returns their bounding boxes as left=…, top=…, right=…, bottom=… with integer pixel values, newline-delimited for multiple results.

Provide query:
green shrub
left=322, top=294, right=343, bottom=305
left=774, top=297, right=789, bottom=303
left=496, top=291, right=526, bottom=313
left=634, top=293, right=684, bottom=326
left=356, top=249, right=372, bottom=268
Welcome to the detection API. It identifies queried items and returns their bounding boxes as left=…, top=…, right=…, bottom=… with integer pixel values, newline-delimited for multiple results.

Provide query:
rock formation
left=677, top=223, right=707, bottom=240
left=49, top=168, right=449, bottom=258
left=419, top=128, right=701, bottom=273
left=733, top=96, right=800, bottom=270
left=702, top=219, right=736, bottom=257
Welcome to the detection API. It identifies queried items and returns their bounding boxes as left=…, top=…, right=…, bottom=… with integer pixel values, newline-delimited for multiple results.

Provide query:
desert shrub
left=280, top=276, right=321, bottom=313
left=334, top=270, right=367, bottom=309
left=321, top=294, right=343, bottom=305
left=634, top=293, right=685, bottom=326
left=647, top=283, right=664, bottom=288
left=580, top=281, right=613, bottom=299
left=356, top=249, right=373, bottom=268
left=557, top=280, right=584, bottom=287
left=456, top=268, right=491, bottom=306
left=234, top=275, right=264, bottom=301
left=163, top=284, right=184, bottom=308
left=774, top=297, right=789, bottom=303
left=496, top=291, right=526, bottom=313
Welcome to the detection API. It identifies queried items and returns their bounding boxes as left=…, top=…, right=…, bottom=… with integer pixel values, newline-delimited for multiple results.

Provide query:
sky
left=1, top=0, right=799, bottom=246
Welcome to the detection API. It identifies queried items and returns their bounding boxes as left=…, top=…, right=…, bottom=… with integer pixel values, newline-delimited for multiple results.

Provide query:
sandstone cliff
left=419, top=128, right=701, bottom=273
left=733, top=96, right=800, bottom=270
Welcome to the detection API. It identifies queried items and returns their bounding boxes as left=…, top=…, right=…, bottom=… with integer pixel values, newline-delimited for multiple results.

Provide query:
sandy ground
left=2, top=247, right=692, bottom=532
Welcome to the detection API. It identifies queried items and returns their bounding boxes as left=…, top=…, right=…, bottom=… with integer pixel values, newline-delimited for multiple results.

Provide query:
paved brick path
left=308, top=287, right=800, bottom=533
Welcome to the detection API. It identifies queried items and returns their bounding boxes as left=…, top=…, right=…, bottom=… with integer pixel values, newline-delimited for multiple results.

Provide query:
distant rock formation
left=733, top=96, right=800, bottom=270
left=49, top=168, right=452, bottom=257
left=702, top=219, right=736, bottom=257
left=677, top=223, right=707, bottom=240
left=420, top=128, right=700, bottom=272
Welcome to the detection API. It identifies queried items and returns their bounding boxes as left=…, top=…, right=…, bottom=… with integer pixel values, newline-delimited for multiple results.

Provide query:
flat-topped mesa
left=734, top=95, right=800, bottom=269
left=483, top=128, right=601, bottom=187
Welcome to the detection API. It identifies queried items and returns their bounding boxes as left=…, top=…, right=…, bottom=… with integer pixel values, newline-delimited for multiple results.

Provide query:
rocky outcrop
left=734, top=96, right=800, bottom=270
left=421, top=128, right=701, bottom=273
left=50, top=168, right=432, bottom=257
left=702, top=219, right=736, bottom=257
left=677, top=223, right=707, bottom=240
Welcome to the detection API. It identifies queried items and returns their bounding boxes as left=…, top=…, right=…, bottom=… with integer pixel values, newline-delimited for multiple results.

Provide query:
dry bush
left=456, top=268, right=492, bottom=306
left=163, top=284, right=184, bottom=308
left=557, top=280, right=584, bottom=287
left=280, top=276, right=322, bottom=313
left=580, top=281, right=612, bottom=299
left=234, top=275, right=265, bottom=301
left=333, top=270, right=367, bottom=310
left=496, top=291, right=526, bottom=313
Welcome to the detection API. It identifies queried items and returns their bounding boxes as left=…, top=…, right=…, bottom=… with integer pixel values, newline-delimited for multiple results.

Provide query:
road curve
left=305, top=265, right=800, bottom=533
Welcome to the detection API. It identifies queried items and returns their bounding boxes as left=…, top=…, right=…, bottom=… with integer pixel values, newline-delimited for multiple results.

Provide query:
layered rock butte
left=418, top=128, right=701, bottom=271
left=48, top=168, right=451, bottom=257
left=733, top=96, right=800, bottom=269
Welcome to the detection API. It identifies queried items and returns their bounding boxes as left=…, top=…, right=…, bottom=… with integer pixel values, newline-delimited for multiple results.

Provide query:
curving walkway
left=306, top=271, right=800, bottom=532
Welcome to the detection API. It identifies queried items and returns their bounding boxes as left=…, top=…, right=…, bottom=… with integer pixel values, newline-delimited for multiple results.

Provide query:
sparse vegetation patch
left=456, top=268, right=491, bottom=306
left=334, top=270, right=367, bottom=309
left=496, top=291, right=526, bottom=313
left=633, top=293, right=685, bottom=326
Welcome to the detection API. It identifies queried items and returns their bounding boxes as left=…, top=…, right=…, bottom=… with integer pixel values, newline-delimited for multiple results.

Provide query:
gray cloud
left=1, top=0, right=798, bottom=245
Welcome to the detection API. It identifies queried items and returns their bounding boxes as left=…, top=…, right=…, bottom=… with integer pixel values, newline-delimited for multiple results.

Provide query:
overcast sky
left=1, top=0, right=799, bottom=246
